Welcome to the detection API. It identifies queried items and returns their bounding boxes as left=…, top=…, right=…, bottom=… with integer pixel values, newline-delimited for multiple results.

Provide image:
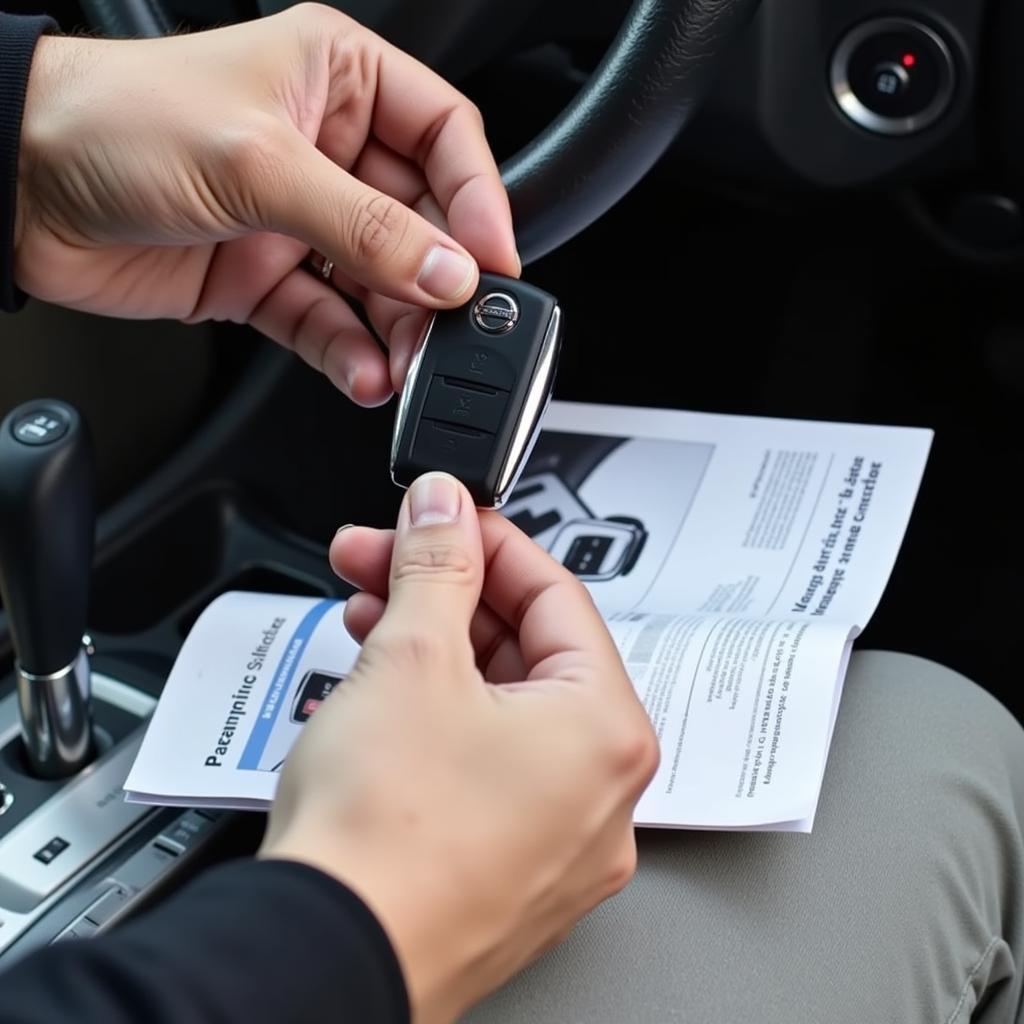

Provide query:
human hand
left=259, top=472, right=658, bottom=1024
left=15, top=4, right=518, bottom=406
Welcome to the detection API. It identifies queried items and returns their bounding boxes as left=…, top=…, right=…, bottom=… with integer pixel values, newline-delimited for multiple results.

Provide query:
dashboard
left=175, top=0, right=1022, bottom=256
left=183, top=0, right=1012, bottom=191
left=507, top=0, right=1023, bottom=259
left=698, top=0, right=990, bottom=189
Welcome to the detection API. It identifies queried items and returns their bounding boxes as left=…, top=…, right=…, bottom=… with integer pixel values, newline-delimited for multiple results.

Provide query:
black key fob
left=390, top=273, right=562, bottom=508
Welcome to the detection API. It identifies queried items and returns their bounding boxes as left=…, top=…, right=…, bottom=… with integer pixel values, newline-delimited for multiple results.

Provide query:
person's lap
left=465, top=651, right=1024, bottom=1024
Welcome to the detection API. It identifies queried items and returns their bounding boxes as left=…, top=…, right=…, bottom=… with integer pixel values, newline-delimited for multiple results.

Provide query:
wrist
left=14, top=34, right=95, bottom=263
left=13, top=34, right=56, bottom=260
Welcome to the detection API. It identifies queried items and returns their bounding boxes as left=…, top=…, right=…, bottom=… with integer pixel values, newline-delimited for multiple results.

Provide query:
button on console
left=83, top=885, right=130, bottom=927
left=870, top=61, right=910, bottom=99
left=53, top=917, right=98, bottom=942
left=11, top=407, right=70, bottom=447
left=830, top=17, right=957, bottom=136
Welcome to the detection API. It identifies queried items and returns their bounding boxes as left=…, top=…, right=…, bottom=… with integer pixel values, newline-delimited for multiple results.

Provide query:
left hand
left=15, top=3, right=519, bottom=406
left=262, top=474, right=657, bottom=1023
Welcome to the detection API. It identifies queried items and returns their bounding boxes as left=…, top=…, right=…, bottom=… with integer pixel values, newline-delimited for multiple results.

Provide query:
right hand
left=260, top=472, right=659, bottom=1024
left=16, top=4, right=518, bottom=406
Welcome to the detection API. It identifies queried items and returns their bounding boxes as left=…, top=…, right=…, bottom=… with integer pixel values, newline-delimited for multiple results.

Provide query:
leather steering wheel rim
left=78, top=0, right=760, bottom=265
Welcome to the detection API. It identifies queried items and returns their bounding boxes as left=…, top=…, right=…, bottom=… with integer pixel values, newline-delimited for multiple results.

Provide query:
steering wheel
left=77, top=0, right=759, bottom=265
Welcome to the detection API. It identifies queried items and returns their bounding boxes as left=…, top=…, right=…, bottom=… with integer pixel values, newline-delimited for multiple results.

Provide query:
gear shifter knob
left=0, top=399, right=95, bottom=777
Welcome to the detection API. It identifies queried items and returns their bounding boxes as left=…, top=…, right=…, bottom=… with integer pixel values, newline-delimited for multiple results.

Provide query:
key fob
left=390, top=273, right=563, bottom=509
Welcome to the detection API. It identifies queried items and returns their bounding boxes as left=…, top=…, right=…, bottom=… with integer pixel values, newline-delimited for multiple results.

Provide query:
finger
left=365, top=473, right=484, bottom=669
left=248, top=265, right=392, bottom=406
left=473, top=616, right=528, bottom=683
left=343, top=590, right=386, bottom=644
left=341, top=572, right=524, bottom=681
left=187, top=232, right=308, bottom=325
left=475, top=513, right=627, bottom=688
left=336, top=516, right=616, bottom=669
left=330, top=526, right=395, bottom=592
left=371, top=42, right=519, bottom=275
left=332, top=524, right=527, bottom=680
left=324, top=177, right=449, bottom=301
left=260, top=130, right=479, bottom=308
left=304, top=275, right=428, bottom=393
left=330, top=143, right=443, bottom=390
left=361, top=292, right=430, bottom=392
left=352, top=141, right=452, bottom=234
left=323, top=252, right=431, bottom=393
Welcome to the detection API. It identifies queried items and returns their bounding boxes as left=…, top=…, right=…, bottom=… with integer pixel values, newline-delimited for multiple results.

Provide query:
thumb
left=261, top=131, right=479, bottom=307
left=367, top=473, right=484, bottom=663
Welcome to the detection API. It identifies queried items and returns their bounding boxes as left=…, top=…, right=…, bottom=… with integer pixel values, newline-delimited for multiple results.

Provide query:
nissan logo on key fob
left=390, top=273, right=563, bottom=509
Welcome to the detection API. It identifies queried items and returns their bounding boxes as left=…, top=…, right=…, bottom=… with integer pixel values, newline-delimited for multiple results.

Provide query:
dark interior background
left=1, top=0, right=1021, bottom=722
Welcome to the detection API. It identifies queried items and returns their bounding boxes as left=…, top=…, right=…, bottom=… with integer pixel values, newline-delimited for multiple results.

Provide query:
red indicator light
left=902, top=53, right=917, bottom=68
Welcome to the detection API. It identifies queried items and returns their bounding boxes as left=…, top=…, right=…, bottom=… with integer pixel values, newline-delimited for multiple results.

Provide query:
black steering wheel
left=78, top=0, right=759, bottom=265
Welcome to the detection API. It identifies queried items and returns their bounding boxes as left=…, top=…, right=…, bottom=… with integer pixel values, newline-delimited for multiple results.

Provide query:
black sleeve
left=0, top=858, right=410, bottom=1024
left=0, top=12, right=56, bottom=313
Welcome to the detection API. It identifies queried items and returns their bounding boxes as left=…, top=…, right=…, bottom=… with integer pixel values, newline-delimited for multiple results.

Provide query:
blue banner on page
left=237, top=598, right=336, bottom=770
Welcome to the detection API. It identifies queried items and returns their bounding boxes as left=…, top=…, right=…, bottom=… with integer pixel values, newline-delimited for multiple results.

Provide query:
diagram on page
left=258, top=668, right=347, bottom=773
left=503, top=430, right=715, bottom=608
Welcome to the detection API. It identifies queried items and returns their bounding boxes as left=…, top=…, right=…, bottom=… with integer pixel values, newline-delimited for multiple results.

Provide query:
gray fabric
left=464, top=651, right=1024, bottom=1024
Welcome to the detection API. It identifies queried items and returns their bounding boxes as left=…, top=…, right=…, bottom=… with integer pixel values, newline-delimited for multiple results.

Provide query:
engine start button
left=830, top=17, right=957, bottom=136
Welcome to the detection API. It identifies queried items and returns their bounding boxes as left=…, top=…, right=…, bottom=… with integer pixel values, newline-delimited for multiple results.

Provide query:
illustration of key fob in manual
left=391, top=273, right=562, bottom=509
left=547, top=516, right=647, bottom=581
left=502, top=432, right=649, bottom=582
left=290, top=669, right=346, bottom=723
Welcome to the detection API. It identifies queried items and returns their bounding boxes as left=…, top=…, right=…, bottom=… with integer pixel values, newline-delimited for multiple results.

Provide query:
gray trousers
left=465, top=651, right=1024, bottom=1023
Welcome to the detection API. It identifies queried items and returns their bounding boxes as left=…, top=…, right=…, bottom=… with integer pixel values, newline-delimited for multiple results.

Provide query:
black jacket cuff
left=0, top=857, right=411, bottom=1024
left=0, top=13, right=58, bottom=313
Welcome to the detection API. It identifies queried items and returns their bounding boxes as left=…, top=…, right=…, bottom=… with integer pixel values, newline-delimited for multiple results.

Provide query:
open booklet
left=124, top=401, right=932, bottom=832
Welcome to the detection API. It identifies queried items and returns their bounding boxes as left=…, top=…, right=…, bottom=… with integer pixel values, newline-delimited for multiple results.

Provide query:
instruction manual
left=124, top=401, right=932, bottom=832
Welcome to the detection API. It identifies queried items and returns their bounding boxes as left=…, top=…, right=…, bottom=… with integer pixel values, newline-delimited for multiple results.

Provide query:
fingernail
left=335, top=524, right=354, bottom=536
left=409, top=472, right=460, bottom=526
left=514, top=250, right=522, bottom=277
left=417, top=246, right=475, bottom=301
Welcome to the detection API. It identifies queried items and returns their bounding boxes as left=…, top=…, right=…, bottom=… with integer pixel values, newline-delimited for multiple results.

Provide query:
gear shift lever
left=0, top=399, right=95, bottom=778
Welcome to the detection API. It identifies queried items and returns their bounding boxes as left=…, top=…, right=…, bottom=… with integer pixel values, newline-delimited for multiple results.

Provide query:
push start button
left=830, top=17, right=957, bottom=136
left=11, top=407, right=70, bottom=446
left=869, top=61, right=911, bottom=100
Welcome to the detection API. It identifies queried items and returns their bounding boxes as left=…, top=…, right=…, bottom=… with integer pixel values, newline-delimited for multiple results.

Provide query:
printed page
left=607, top=610, right=854, bottom=831
left=125, top=401, right=930, bottom=830
left=124, top=592, right=359, bottom=809
left=127, top=591, right=851, bottom=831
left=504, top=402, right=932, bottom=631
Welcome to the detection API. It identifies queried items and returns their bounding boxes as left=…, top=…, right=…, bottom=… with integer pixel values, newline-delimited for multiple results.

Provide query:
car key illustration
left=547, top=515, right=648, bottom=581
left=269, top=669, right=347, bottom=773
left=502, top=472, right=592, bottom=545
left=502, top=432, right=648, bottom=581
left=290, top=669, right=346, bottom=723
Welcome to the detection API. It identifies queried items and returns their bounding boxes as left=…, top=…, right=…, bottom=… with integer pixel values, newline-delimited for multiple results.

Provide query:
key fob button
left=434, top=341, right=518, bottom=391
left=412, top=420, right=496, bottom=498
left=423, top=376, right=509, bottom=435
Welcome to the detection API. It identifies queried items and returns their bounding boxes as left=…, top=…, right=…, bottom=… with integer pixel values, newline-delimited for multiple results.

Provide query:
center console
left=0, top=396, right=346, bottom=964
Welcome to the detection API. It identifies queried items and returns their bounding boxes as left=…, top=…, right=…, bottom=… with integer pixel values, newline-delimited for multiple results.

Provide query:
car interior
left=1, top=0, right=1022, bottom=979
